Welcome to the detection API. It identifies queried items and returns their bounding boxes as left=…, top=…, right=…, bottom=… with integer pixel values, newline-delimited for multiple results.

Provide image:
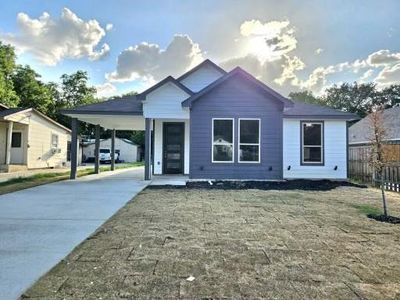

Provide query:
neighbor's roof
left=0, top=103, right=9, bottom=110
left=0, top=108, right=71, bottom=132
left=349, top=106, right=400, bottom=144
left=283, top=101, right=359, bottom=120
left=182, top=67, right=294, bottom=108
left=61, top=95, right=143, bottom=115
left=82, top=137, right=137, bottom=146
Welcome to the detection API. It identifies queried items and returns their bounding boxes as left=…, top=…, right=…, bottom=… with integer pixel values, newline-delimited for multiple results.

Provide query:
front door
left=10, top=131, right=24, bottom=164
left=163, top=122, right=184, bottom=174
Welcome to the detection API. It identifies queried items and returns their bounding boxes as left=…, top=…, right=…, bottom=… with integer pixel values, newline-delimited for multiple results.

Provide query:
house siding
left=283, top=119, right=347, bottom=179
left=180, top=64, right=225, bottom=92
left=83, top=138, right=138, bottom=163
left=189, top=75, right=284, bottom=179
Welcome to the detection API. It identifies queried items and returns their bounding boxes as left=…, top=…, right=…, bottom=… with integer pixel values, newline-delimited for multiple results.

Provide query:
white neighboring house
left=82, top=137, right=139, bottom=163
left=0, top=104, right=71, bottom=172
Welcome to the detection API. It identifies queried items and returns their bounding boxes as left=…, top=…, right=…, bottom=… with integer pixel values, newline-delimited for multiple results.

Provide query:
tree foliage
left=0, top=42, right=19, bottom=107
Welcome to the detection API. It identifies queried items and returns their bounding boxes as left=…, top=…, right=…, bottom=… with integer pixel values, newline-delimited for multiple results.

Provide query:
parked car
left=99, top=148, right=119, bottom=163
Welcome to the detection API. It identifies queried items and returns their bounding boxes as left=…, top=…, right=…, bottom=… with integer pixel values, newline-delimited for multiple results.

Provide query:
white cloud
left=375, top=63, right=400, bottom=87
left=95, top=82, right=117, bottom=98
left=239, top=20, right=297, bottom=62
left=106, top=23, right=113, bottom=31
left=1, top=8, right=110, bottom=65
left=367, top=49, right=400, bottom=66
left=106, top=34, right=204, bottom=82
left=315, top=48, right=324, bottom=55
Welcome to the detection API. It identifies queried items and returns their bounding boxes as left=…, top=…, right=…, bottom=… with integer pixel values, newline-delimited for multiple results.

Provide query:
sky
left=0, top=0, right=399, bottom=98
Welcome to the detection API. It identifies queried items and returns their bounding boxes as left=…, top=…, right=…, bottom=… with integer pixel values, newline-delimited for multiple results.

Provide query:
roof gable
left=182, top=67, right=293, bottom=108
left=137, top=76, right=193, bottom=100
left=177, top=59, right=227, bottom=82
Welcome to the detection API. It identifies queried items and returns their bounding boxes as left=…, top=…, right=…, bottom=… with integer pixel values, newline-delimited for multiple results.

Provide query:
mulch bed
left=368, top=214, right=400, bottom=224
left=148, top=179, right=366, bottom=191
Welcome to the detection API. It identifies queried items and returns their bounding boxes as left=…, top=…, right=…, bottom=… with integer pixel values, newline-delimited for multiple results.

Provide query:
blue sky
left=1, top=0, right=399, bottom=97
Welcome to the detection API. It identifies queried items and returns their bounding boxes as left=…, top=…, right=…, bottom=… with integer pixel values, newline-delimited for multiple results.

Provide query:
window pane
left=240, top=120, right=259, bottom=144
left=240, top=145, right=259, bottom=162
left=303, top=147, right=322, bottom=162
left=213, top=145, right=233, bottom=161
left=303, top=123, right=322, bottom=145
left=213, top=120, right=233, bottom=143
left=11, top=132, right=22, bottom=148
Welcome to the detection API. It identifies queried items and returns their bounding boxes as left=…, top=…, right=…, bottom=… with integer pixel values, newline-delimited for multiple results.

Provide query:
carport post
left=70, top=118, right=79, bottom=179
left=111, top=129, right=116, bottom=171
left=94, top=124, right=100, bottom=174
left=144, top=118, right=152, bottom=180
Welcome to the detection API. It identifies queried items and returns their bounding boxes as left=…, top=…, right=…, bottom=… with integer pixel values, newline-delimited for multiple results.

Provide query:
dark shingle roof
left=284, top=101, right=359, bottom=120
left=0, top=108, right=29, bottom=118
left=137, top=76, right=194, bottom=100
left=61, top=95, right=143, bottom=115
left=349, top=106, right=400, bottom=144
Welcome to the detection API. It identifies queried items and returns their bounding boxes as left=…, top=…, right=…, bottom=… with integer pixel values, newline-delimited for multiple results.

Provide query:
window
left=11, top=132, right=22, bottom=148
left=51, top=134, right=59, bottom=148
left=239, top=119, right=260, bottom=163
left=301, top=121, right=324, bottom=165
left=212, top=119, right=234, bottom=162
left=100, top=149, right=110, bottom=154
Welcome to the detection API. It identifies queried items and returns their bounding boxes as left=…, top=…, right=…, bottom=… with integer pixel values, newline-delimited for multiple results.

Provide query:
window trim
left=238, top=118, right=261, bottom=163
left=51, top=133, right=59, bottom=149
left=211, top=118, right=234, bottom=163
left=300, top=120, right=324, bottom=166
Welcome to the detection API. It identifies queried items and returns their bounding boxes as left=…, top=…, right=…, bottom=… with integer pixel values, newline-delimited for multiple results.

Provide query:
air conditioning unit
left=51, top=148, right=62, bottom=154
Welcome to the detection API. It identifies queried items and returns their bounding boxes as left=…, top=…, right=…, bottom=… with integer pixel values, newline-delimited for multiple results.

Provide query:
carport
left=62, top=95, right=152, bottom=180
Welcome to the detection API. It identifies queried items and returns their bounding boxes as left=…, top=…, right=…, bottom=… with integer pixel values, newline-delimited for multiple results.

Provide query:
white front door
left=10, top=131, right=24, bottom=164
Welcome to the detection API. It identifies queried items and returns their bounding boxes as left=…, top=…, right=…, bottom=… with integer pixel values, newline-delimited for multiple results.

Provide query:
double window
left=301, top=121, right=324, bottom=165
left=212, top=118, right=260, bottom=163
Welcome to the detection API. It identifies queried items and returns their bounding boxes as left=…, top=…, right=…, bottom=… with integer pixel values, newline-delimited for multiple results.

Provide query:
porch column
left=111, top=129, right=116, bottom=171
left=70, top=118, right=79, bottom=179
left=144, top=118, right=152, bottom=180
left=5, top=121, right=13, bottom=165
left=94, top=124, right=100, bottom=174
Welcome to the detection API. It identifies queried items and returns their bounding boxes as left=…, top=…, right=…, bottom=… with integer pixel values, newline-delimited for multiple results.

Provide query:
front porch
left=62, top=96, right=190, bottom=181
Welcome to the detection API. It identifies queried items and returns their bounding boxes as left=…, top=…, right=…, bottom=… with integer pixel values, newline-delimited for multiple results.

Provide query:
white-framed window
left=301, top=121, right=324, bottom=165
left=51, top=133, right=59, bottom=149
left=212, top=118, right=234, bottom=163
left=238, top=118, right=261, bottom=163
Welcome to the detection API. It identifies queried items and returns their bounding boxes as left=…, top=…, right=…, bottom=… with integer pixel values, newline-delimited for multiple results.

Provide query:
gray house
left=63, top=59, right=358, bottom=180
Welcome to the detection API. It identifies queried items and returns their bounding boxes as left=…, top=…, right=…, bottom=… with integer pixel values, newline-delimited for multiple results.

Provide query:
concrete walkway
left=0, top=167, right=148, bottom=300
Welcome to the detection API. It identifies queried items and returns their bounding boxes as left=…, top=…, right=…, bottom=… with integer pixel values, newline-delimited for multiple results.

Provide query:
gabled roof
left=61, top=95, right=143, bottom=115
left=0, top=108, right=71, bottom=132
left=349, top=106, right=400, bottom=144
left=137, top=76, right=194, bottom=100
left=82, top=137, right=138, bottom=146
left=177, top=59, right=227, bottom=82
left=182, top=67, right=294, bottom=108
left=283, top=101, right=359, bottom=120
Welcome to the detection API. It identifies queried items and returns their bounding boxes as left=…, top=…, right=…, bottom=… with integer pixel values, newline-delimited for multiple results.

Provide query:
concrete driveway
left=0, top=167, right=148, bottom=300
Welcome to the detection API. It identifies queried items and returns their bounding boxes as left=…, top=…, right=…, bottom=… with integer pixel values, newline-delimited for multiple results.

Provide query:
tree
left=0, top=42, right=19, bottom=107
left=380, top=84, right=400, bottom=108
left=288, top=90, right=324, bottom=105
left=58, top=71, right=97, bottom=108
left=12, top=65, right=53, bottom=113
left=323, top=82, right=379, bottom=118
left=367, top=107, right=389, bottom=217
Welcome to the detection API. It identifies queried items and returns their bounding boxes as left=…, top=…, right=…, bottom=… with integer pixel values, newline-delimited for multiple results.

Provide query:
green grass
left=0, top=162, right=144, bottom=195
left=352, top=203, right=382, bottom=216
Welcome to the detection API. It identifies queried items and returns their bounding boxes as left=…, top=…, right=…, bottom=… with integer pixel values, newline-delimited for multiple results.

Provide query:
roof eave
left=61, top=110, right=143, bottom=116
left=283, top=114, right=360, bottom=120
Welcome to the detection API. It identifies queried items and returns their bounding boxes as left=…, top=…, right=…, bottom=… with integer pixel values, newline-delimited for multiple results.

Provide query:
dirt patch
left=148, top=179, right=367, bottom=191
left=368, top=214, right=400, bottom=224
left=22, top=187, right=400, bottom=299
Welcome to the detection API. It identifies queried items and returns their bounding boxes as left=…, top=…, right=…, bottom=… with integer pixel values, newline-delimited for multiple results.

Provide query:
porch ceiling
left=64, top=113, right=145, bottom=130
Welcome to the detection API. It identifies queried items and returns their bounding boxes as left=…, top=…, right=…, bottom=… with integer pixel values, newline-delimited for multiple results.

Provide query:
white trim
left=301, top=121, right=324, bottom=164
left=211, top=118, right=234, bottom=163
left=238, top=118, right=261, bottom=163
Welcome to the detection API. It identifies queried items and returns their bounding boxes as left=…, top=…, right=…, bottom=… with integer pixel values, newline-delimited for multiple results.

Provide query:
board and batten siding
left=190, top=75, right=284, bottom=179
left=27, top=113, right=70, bottom=169
left=180, top=64, right=225, bottom=92
left=153, top=119, right=190, bottom=175
left=283, top=119, right=347, bottom=179
left=143, top=82, right=191, bottom=119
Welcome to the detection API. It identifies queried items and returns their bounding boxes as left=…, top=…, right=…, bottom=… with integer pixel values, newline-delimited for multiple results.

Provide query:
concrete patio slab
left=150, top=174, right=189, bottom=186
left=0, top=167, right=148, bottom=300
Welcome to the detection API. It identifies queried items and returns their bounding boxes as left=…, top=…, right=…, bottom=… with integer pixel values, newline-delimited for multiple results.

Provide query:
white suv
left=99, top=148, right=119, bottom=163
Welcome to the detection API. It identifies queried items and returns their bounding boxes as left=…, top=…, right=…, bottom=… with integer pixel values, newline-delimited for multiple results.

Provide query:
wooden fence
left=349, top=144, right=400, bottom=192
